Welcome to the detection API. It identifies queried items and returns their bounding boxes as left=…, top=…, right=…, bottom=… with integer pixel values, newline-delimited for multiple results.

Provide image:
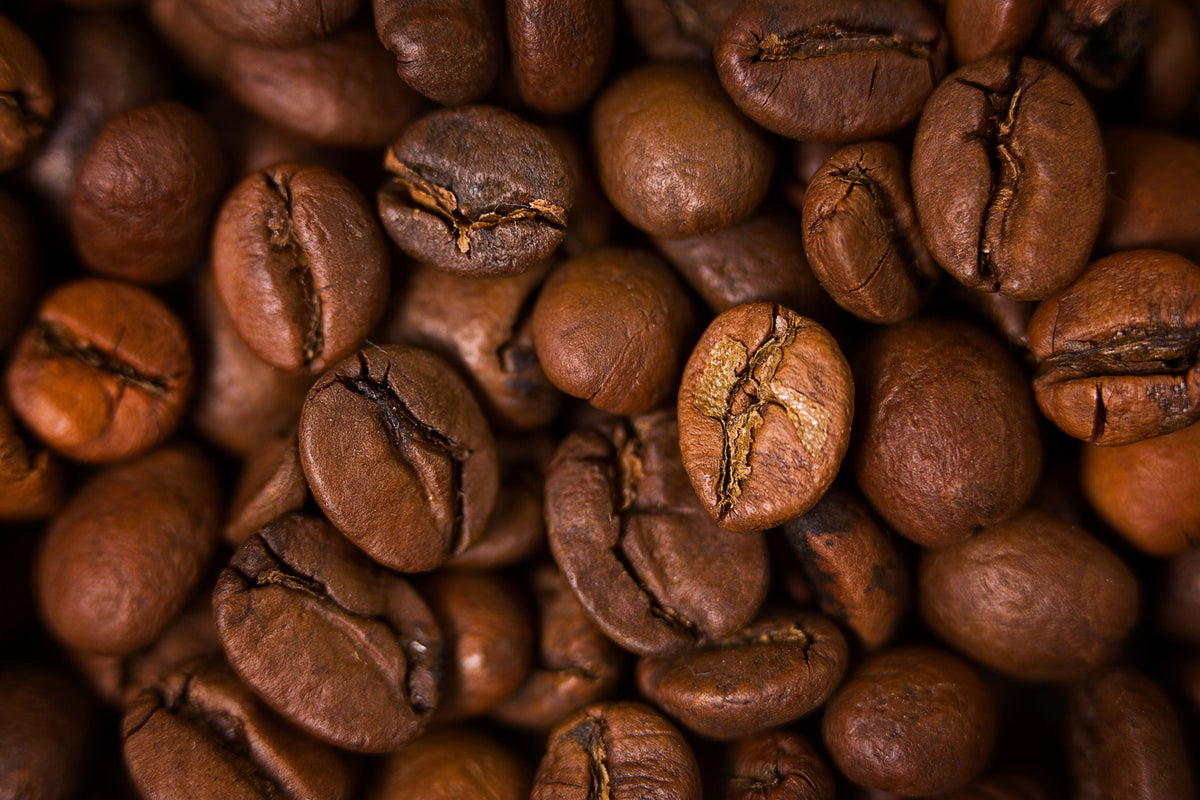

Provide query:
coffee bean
left=1158, top=545, right=1200, bottom=644
left=721, top=729, right=834, bottom=800
left=368, top=727, right=532, bottom=800
left=193, top=0, right=358, bottom=47
left=0, top=15, right=54, bottom=172
left=1038, top=0, right=1154, bottom=92
left=678, top=302, right=853, bottom=532
left=0, top=667, right=94, bottom=800
left=946, top=0, right=1047, bottom=64
left=508, top=0, right=615, bottom=115
left=0, top=398, right=62, bottom=522
left=223, top=429, right=307, bottom=547
left=621, top=0, right=738, bottom=61
left=213, top=513, right=443, bottom=752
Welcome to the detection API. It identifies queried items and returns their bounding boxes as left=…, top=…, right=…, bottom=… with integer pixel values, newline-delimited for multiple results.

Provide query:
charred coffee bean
left=852, top=317, right=1042, bottom=546
left=368, top=727, right=532, bottom=800
left=192, top=0, right=359, bottom=47
left=299, top=344, right=498, bottom=573
left=123, top=658, right=355, bottom=800
left=678, top=302, right=853, bottom=532
left=1038, top=0, right=1155, bottom=92
left=0, top=15, right=54, bottom=173
left=70, top=102, right=224, bottom=284
left=721, top=729, right=834, bottom=800
left=592, top=63, right=774, bottom=239
left=946, top=0, right=1047, bottom=64
left=546, top=410, right=769, bottom=656
left=1027, top=249, right=1200, bottom=445
left=0, top=667, right=94, bottom=800
left=532, top=702, right=701, bottom=800
left=802, top=141, right=938, bottom=323
left=213, top=513, right=443, bottom=752
left=36, top=445, right=220, bottom=655
left=912, top=56, right=1106, bottom=300
left=508, top=0, right=615, bottom=115
left=714, top=0, right=949, bottom=142
left=379, top=105, right=572, bottom=278
left=213, top=161, right=389, bottom=374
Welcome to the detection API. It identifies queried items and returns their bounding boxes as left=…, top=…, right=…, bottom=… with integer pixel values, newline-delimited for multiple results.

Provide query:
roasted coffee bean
left=714, top=0, right=949, bottom=142
left=0, top=192, right=37, bottom=351
left=1039, top=0, right=1154, bottom=92
left=508, top=0, right=615, bottom=115
left=491, top=562, right=623, bottom=730
left=532, top=248, right=694, bottom=415
left=368, top=727, right=532, bottom=800
left=1080, top=416, right=1200, bottom=555
left=1027, top=249, right=1200, bottom=445
left=636, top=608, right=848, bottom=739
left=946, top=0, right=1047, bottom=64
left=36, top=445, right=220, bottom=655
left=912, top=56, right=1106, bottom=300
left=919, top=509, right=1140, bottom=682
left=0, top=15, right=54, bottom=172
left=592, top=63, right=774, bottom=239
left=223, top=430, right=307, bottom=546
left=0, top=667, right=94, bottom=800
left=1101, top=128, right=1200, bottom=260
left=213, top=161, right=389, bottom=374
left=1134, top=0, right=1200, bottom=125
left=802, top=141, right=938, bottom=323
left=192, top=0, right=359, bottom=47
left=678, top=302, right=853, bottom=532
left=379, top=105, right=572, bottom=278
left=0, top=400, right=62, bottom=521
left=1069, top=668, right=1195, bottom=800
left=620, top=0, right=738, bottom=61
left=544, top=125, right=617, bottom=257
left=69, top=102, right=224, bottom=284
left=942, top=773, right=1054, bottom=800
left=822, top=646, right=996, bottom=797
left=123, top=658, right=355, bottom=800
left=851, top=317, right=1042, bottom=547
left=299, top=344, right=498, bottom=573
left=721, top=729, right=834, bottom=800
left=213, top=513, right=443, bottom=752
left=948, top=283, right=1037, bottom=350
left=532, top=702, right=701, bottom=800
left=781, top=486, right=909, bottom=651
left=1158, top=545, right=1200, bottom=644
left=6, top=278, right=194, bottom=463
left=546, top=410, right=769, bottom=656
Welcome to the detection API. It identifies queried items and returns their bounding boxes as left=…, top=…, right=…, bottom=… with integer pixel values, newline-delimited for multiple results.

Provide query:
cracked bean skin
left=721, top=729, right=834, bottom=800
left=531, top=701, right=702, bottom=800
left=5, top=279, right=194, bottom=463
left=714, top=0, right=949, bottom=142
left=122, top=658, right=354, bottom=800
left=213, top=162, right=389, bottom=375
left=0, top=15, right=54, bottom=172
left=677, top=302, right=853, bottom=533
left=802, top=141, right=939, bottom=323
left=213, top=513, right=444, bottom=752
left=635, top=608, right=848, bottom=740
left=378, top=105, right=572, bottom=278
left=1027, top=249, right=1200, bottom=446
left=299, top=344, right=498, bottom=574
left=545, top=409, right=769, bottom=657
left=912, top=56, right=1106, bottom=301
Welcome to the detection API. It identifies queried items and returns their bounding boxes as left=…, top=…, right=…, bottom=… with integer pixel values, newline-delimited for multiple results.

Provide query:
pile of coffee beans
left=2, top=1, right=1200, bottom=798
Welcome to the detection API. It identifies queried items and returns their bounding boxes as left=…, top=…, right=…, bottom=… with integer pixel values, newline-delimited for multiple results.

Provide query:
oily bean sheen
left=0, top=15, right=54, bottom=172
left=508, top=0, right=615, bottom=115
left=36, top=446, right=219, bottom=655
left=678, top=302, right=853, bottom=533
left=714, top=0, right=949, bottom=142
left=851, top=317, right=1042, bottom=546
left=635, top=608, right=848, bottom=740
left=912, top=56, right=1106, bottom=301
left=213, top=162, right=388, bottom=374
left=722, top=730, right=834, bottom=800
left=368, top=727, right=532, bottom=800
left=378, top=105, right=572, bottom=278
left=213, top=514, right=443, bottom=752
left=532, top=702, right=702, bottom=800
left=591, top=63, right=774, bottom=239
left=1027, top=250, right=1200, bottom=446
left=299, top=344, right=498, bottom=573
left=373, top=0, right=500, bottom=106
left=5, top=279, right=194, bottom=463
left=123, top=658, right=354, bottom=800
left=802, top=141, right=939, bottom=323
left=822, top=646, right=996, bottom=797
left=919, top=509, right=1140, bottom=683
left=946, top=0, right=1047, bottom=64
left=193, top=0, right=358, bottom=47
left=545, top=410, right=770, bottom=656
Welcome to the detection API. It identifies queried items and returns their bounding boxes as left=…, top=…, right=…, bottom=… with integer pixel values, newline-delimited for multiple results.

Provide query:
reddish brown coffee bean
left=919, top=509, right=1140, bottom=682
left=1038, top=0, right=1154, bottom=92
left=508, top=0, right=615, bottom=115
left=213, top=514, right=443, bottom=752
left=822, top=646, right=996, bottom=797
left=852, top=317, right=1042, bottom=546
left=223, top=430, right=307, bottom=547
left=0, top=667, right=94, bottom=800
left=213, top=162, right=389, bottom=374
left=368, top=727, right=532, bottom=800
left=636, top=608, right=848, bottom=740
left=1080, top=418, right=1200, bottom=555
left=678, top=302, right=853, bottom=532
left=620, top=0, right=738, bottom=61
left=0, top=15, right=54, bottom=172
left=0, top=400, right=62, bottom=522
left=715, top=0, right=949, bottom=142
left=545, top=125, right=617, bottom=257
left=6, top=279, right=195, bottom=463
left=532, top=248, right=694, bottom=415
left=378, top=105, right=572, bottom=278
left=1027, top=250, right=1200, bottom=445
left=592, top=63, right=774, bottom=239
left=1136, top=0, right=1200, bottom=125
left=941, top=773, right=1054, bottom=800
left=193, top=0, right=359, bottom=47
left=1158, top=545, right=1200, bottom=643
left=532, top=702, right=702, bottom=800
left=36, top=445, right=220, bottom=655
left=721, top=730, right=834, bottom=800
left=946, top=0, right=1047, bottom=64
left=299, top=344, right=499, bottom=573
